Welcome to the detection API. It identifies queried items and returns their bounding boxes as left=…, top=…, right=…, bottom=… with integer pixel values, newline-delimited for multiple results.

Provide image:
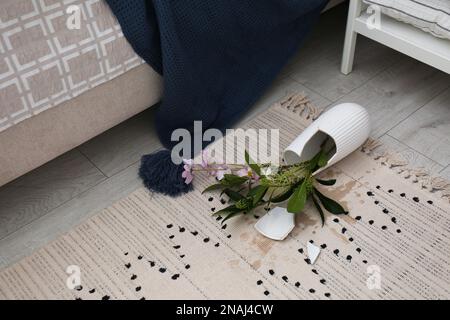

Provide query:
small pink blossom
left=237, top=166, right=259, bottom=181
left=207, top=169, right=217, bottom=177
left=182, top=159, right=194, bottom=184
left=182, top=166, right=194, bottom=184
left=201, top=150, right=210, bottom=168
left=215, top=166, right=231, bottom=180
left=236, top=167, right=250, bottom=177
left=198, top=150, right=219, bottom=176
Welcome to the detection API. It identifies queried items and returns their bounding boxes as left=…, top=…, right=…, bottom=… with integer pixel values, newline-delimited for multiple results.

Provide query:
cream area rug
left=1, top=94, right=450, bottom=300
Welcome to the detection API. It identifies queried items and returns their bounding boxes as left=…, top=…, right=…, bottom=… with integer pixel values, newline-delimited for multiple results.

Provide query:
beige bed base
left=0, top=64, right=162, bottom=187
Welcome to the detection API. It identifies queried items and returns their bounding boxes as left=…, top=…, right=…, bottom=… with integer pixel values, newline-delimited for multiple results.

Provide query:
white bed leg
left=341, top=0, right=362, bottom=75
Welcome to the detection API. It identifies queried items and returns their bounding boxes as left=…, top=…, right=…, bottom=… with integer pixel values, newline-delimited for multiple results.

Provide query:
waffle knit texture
left=105, top=0, right=328, bottom=196
left=105, top=0, right=328, bottom=149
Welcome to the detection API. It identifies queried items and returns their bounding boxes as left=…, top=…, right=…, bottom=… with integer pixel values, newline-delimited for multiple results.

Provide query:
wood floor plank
left=0, top=150, right=106, bottom=240
left=286, top=5, right=401, bottom=101
left=389, top=87, right=450, bottom=167
left=78, top=108, right=162, bottom=177
left=379, top=135, right=444, bottom=174
left=237, top=77, right=332, bottom=126
left=0, top=162, right=141, bottom=269
left=333, top=57, right=450, bottom=138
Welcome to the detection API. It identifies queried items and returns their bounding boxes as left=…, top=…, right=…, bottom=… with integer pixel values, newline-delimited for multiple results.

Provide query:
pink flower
left=236, top=167, right=250, bottom=177
left=237, top=166, right=260, bottom=181
left=182, top=159, right=194, bottom=184
left=201, top=150, right=210, bottom=168
left=215, top=166, right=231, bottom=181
left=182, top=166, right=194, bottom=184
left=199, top=150, right=219, bottom=176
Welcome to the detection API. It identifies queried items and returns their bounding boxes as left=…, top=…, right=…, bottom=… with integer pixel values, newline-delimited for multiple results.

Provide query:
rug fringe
left=278, top=91, right=450, bottom=203
left=360, top=139, right=450, bottom=202
left=278, top=92, right=322, bottom=120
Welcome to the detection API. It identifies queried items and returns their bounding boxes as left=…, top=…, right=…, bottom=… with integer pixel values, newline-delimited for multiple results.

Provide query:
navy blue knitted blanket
left=105, top=0, right=329, bottom=196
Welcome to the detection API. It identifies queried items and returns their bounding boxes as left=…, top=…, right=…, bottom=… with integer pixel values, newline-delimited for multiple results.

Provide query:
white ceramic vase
left=283, top=103, right=371, bottom=174
left=254, top=207, right=295, bottom=241
left=255, top=103, right=370, bottom=241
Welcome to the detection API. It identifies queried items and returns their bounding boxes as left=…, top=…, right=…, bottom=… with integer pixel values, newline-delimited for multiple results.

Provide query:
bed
left=341, top=0, right=450, bottom=75
left=0, top=0, right=345, bottom=188
left=0, top=0, right=162, bottom=187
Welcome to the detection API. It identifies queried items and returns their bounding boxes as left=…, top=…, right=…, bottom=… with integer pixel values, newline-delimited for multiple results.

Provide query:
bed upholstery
left=0, top=63, right=162, bottom=187
left=364, top=0, right=450, bottom=40
left=0, top=0, right=144, bottom=132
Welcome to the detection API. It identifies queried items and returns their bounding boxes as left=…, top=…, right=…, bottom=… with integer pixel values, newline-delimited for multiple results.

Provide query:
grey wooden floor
left=1, top=4, right=449, bottom=268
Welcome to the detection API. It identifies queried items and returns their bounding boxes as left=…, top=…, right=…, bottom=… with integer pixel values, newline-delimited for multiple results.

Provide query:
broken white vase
left=283, top=103, right=371, bottom=174
left=255, top=103, right=370, bottom=241
left=307, top=242, right=321, bottom=264
left=254, top=207, right=295, bottom=241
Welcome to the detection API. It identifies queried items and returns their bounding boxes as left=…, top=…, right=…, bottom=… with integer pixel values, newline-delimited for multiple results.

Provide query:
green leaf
left=212, top=204, right=241, bottom=216
left=308, top=149, right=329, bottom=172
left=267, top=186, right=288, bottom=198
left=308, top=150, right=322, bottom=171
left=244, top=150, right=261, bottom=176
left=247, top=184, right=266, bottom=197
left=315, top=178, right=336, bottom=186
left=222, top=210, right=243, bottom=224
left=269, top=178, right=305, bottom=203
left=248, top=185, right=268, bottom=206
left=202, top=183, right=225, bottom=194
left=245, top=149, right=250, bottom=165
left=317, top=151, right=328, bottom=168
left=249, top=163, right=261, bottom=177
left=287, top=180, right=308, bottom=214
left=213, top=203, right=246, bottom=224
left=270, top=186, right=296, bottom=203
left=224, top=189, right=245, bottom=201
left=314, top=187, right=347, bottom=215
left=312, top=194, right=325, bottom=227
left=203, top=175, right=247, bottom=194
left=223, top=174, right=248, bottom=185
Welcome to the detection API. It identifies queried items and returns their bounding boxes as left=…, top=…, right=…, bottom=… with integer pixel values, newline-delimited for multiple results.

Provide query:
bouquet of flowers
left=182, top=146, right=347, bottom=225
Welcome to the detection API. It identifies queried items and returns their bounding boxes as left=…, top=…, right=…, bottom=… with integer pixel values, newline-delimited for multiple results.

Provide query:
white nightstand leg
left=341, top=0, right=362, bottom=75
